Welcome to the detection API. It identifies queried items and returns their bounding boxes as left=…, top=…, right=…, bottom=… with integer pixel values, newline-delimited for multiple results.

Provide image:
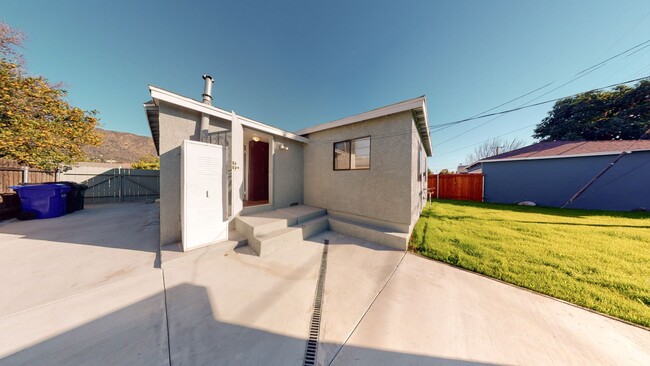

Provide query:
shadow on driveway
left=0, top=202, right=161, bottom=318
left=1, top=283, right=500, bottom=366
left=0, top=202, right=160, bottom=254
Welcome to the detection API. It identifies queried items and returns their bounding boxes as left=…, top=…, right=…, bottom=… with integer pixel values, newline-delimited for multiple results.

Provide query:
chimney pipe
left=199, top=74, right=214, bottom=142
left=202, top=74, right=214, bottom=105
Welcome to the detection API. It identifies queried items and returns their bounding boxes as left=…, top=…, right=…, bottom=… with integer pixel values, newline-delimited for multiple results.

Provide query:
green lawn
left=409, top=200, right=650, bottom=328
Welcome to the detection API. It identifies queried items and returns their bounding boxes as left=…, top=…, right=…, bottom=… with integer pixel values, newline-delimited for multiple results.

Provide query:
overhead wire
left=427, top=38, right=650, bottom=150
left=427, top=29, right=650, bottom=169
left=430, top=38, right=650, bottom=130
left=308, top=75, right=650, bottom=146
left=309, top=48, right=650, bottom=154
left=429, top=75, right=650, bottom=129
left=595, top=10, right=650, bottom=58
left=434, top=123, right=537, bottom=158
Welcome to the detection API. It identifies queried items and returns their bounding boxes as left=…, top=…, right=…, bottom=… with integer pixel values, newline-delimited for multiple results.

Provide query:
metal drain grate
left=303, top=239, right=329, bottom=366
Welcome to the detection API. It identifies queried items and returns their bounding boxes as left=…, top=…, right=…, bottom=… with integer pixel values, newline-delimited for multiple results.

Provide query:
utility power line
left=434, top=123, right=537, bottom=158
left=429, top=34, right=650, bottom=168
left=429, top=74, right=650, bottom=129
left=428, top=38, right=650, bottom=148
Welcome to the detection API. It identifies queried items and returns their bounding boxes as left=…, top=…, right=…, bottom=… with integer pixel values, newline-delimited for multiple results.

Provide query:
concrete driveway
left=160, top=229, right=650, bottom=365
left=0, top=203, right=168, bottom=366
left=1, top=203, right=649, bottom=365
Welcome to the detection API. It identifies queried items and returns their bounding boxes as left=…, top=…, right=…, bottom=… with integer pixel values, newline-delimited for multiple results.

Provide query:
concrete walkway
left=1, top=203, right=649, bottom=365
left=330, top=253, right=650, bottom=365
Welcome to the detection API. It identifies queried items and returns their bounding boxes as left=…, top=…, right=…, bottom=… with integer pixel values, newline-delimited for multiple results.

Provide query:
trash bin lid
left=10, top=183, right=71, bottom=192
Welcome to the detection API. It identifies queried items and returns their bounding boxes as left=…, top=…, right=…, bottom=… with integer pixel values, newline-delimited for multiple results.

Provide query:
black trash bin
left=52, top=181, right=87, bottom=213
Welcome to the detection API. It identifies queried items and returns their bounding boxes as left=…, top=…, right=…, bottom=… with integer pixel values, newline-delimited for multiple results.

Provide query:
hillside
left=84, top=129, right=157, bottom=163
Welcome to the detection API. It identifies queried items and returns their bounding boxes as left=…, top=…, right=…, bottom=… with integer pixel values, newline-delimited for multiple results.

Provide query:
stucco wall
left=157, top=100, right=305, bottom=245
left=303, top=111, right=415, bottom=228
left=483, top=151, right=650, bottom=211
left=272, top=136, right=304, bottom=209
left=410, top=133, right=427, bottom=227
left=158, top=101, right=229, bottom=246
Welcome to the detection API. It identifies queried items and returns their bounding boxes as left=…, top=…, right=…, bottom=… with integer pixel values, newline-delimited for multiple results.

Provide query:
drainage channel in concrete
left=303, top=238, right=330, bottom=366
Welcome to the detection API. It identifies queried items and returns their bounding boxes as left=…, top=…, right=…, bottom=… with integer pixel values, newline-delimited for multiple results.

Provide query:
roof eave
left=148, top=85, right=309, bottom=144
left=295, top=95, right=432, bottom=156
left=412, top=97, right=432, bottom=157
left=143, top=100, right=160, bottom=155
left=479, top=149, right=650, bottom=163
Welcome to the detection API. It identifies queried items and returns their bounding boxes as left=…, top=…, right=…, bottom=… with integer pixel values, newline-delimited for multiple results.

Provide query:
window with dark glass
left=333, top=136, right=370, bottom=170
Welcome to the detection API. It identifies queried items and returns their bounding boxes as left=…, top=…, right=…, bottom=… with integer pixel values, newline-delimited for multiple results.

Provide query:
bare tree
left=465, top=137, right=526, bottom=164
left=0, top=23, right=25, bottom=64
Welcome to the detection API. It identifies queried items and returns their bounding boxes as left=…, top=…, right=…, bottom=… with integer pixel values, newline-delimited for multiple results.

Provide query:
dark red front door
left=248, top=141, right=269, bottom=201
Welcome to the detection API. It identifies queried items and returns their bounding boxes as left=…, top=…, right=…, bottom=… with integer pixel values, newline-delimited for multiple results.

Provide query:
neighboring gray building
left=144, top=78, right=431, bottom=252
left=477, top=140, right=650, bottom=211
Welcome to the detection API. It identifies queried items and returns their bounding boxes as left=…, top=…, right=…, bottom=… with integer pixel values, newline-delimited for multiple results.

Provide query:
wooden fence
left=1, top=159, right=58, bottom=218
left=0, top=159, right=159, bottom=204
left=428, top=173, right=484, bottom=202
left=0, top=159, right=56, bottom=194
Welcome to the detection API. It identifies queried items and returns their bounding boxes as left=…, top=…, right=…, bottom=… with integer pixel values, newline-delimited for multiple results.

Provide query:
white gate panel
left=181, top=140, right=227, bottom=251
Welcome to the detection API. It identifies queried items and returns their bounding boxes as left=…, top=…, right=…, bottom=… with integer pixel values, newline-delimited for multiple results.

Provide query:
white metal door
left=181, top=140, right=227, bottom=251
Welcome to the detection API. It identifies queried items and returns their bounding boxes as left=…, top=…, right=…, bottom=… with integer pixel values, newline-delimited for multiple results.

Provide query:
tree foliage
left=131, top=155, right=160, bottom=170
left=534, top=81, right=650, bottom=141
left=465, top=137, right=526, bottom=163
left=0, top=23, right=101, bottom=170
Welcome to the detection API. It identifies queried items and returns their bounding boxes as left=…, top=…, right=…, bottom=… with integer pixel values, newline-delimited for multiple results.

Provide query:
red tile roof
left=483, top=140, right=650, bottom=161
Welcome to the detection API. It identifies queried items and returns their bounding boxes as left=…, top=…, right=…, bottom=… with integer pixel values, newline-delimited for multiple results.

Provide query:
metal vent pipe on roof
left=202, top=74, right=214, bottom=105
left=199, top=74, right=214, bottom=142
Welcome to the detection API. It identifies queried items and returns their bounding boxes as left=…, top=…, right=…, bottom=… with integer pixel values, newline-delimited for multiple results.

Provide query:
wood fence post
left=481, top=175, right=485, bottom=202
left=436, top=174, right=440, bottom=199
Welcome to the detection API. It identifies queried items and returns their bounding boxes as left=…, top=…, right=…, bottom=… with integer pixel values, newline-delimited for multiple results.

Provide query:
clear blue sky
left=4, top=1, right=650, bottom=171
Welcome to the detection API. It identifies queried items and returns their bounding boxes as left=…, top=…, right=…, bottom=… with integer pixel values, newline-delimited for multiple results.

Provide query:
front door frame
left=231, top=120, right=274, bottom=218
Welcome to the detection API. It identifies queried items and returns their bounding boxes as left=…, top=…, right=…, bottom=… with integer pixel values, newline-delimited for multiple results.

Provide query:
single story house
left=144, top=76, right=431, bottom=253
left=456, top=164, right=469, bottom=174
left=476, top=140, right=650, bottom=211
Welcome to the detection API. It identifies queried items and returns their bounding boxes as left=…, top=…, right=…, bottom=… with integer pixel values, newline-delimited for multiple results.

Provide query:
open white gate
left=181, top=140, right=228, bottom=251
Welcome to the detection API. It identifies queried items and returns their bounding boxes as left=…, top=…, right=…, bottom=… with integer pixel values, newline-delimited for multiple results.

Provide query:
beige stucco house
left=144, top=76, right=432, bottom=255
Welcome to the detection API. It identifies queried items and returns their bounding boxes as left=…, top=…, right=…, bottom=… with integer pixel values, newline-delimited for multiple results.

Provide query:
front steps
left=235, top=205, right=409, bottom=256
left=235, top=205, right=329, bottom=257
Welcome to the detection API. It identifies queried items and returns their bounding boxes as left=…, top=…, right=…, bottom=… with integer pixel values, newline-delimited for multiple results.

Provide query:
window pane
left=351, top=137, right=370, bottom=169
left=334, top=141, right=350, bottom=170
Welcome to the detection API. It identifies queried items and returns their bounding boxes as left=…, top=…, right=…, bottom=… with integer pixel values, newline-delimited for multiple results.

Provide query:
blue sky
left=4, top=1, right=650, bottom=171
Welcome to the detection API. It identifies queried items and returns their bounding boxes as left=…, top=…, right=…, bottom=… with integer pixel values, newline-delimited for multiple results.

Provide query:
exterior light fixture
left=252, top=136, right=261, bottom=142
left=275, top=143, right=289, bottom=151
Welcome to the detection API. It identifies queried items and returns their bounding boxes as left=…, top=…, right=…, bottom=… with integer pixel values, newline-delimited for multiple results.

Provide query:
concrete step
left=236, top=206, right=328, bottom=238
left=235, top=212, right=290, bottom=238
left=235, top=205, right=328, bottom=256
left=277, top=206, right=327, bottom=225
left=161, top=231, right=245, bottom=268
left=249, top=227, right=303, bottom=257
left=328, top=216, right=409, bottom=251
left=296, top=215, right=330, bottom=239
left=227, top=229, right=248, bottom=247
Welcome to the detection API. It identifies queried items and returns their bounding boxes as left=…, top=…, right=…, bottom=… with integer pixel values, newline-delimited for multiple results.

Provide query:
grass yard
left=409, top=199, right=650, bottom=328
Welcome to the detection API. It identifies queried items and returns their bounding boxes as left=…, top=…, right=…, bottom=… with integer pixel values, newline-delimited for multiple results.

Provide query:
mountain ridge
left=83, top=128, right=156, bottom=163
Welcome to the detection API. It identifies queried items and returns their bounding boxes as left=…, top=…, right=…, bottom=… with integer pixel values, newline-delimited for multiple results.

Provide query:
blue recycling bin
left=10, top=184, right=71, bottom=219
